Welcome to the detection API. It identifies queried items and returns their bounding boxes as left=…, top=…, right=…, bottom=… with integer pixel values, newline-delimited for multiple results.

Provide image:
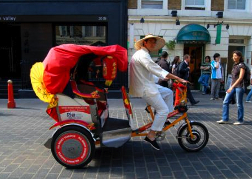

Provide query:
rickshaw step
left=101, top=117, right=132, bottom=148
left=102, top=128, right=131, bottom=148
left=102, top=117, right=130, bottom=132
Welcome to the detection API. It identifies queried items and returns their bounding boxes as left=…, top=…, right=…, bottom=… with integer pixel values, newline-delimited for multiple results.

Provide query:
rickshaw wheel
left=51, top=125, right=95, bottom=168
left=177, top=122, right=209, bottom=152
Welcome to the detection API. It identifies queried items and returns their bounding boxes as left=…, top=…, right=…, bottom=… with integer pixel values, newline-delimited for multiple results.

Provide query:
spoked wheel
left=177, top=122, right=209, bottom=152
left=51, top=126, right=95, bottom=168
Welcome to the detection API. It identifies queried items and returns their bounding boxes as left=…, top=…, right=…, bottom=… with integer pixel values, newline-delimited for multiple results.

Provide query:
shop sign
left=0, top=16, right=16, bottom=21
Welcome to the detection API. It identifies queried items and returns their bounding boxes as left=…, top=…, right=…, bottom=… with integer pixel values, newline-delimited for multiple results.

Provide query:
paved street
left=0, top=92, right=252, bottom=179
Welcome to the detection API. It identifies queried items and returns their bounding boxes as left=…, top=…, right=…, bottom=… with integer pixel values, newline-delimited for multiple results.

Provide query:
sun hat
left=134, top=34, right=165, bottom=51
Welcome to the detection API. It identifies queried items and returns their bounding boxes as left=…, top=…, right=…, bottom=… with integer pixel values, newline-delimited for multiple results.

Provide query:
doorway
left=0, top=24, right=21, bottom=79
left=184, top=44, right=204, bottom=90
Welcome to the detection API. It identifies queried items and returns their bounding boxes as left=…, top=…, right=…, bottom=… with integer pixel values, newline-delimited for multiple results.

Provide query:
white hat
left=134, top=34, right=165, bottom=51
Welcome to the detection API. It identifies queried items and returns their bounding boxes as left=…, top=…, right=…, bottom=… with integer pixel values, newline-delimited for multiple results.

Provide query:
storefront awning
left=176, top=24, right=211, bottom=44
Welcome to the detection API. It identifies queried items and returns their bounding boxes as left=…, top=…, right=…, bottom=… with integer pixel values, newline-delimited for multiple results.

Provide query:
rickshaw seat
left=70, top=80, right=100, bottom=99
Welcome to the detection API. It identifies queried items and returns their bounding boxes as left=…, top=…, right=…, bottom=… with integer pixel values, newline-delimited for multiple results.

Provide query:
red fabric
left=46, top=107, right=59, bottom=122
left=43, top=44, right=127, bottom=94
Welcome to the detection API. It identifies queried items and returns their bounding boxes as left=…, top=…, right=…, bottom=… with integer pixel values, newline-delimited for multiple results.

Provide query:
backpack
left=242, top=62, right=251, bottom=88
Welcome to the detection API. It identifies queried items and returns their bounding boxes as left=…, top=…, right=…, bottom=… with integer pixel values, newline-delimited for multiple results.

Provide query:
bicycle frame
left=131, top=108, right=194, bottom=139
left=131, top=82, right=194, bottom=140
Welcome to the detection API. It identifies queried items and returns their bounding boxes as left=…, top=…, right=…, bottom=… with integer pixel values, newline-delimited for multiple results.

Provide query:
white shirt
left=129, top=47, right=169, bottom=97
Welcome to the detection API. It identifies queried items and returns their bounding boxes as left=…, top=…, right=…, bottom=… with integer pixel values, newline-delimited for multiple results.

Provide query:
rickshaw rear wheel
left=177, top=122, right=209, bottom=152
left=51, top=125, right=95, bottom=168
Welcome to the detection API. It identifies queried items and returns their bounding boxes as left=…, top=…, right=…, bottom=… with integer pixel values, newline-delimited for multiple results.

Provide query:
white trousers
left=142, top=85, right=173, bottom=131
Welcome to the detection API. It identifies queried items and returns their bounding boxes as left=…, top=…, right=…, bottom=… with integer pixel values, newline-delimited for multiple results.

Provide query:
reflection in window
left=228, top=0, right=245, bottom=10
left=185, top=0, right=205, bottom=10
left=55, top=25, right=106, bottom=46
left=141, top=0, right=163, bottom=9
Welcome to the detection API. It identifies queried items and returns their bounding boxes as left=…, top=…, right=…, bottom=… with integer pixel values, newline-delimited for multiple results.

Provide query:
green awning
left=176, top=24, right=211, bottom=44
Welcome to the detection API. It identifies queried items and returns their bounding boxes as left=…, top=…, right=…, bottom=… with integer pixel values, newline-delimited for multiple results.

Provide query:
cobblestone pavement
left=0, top=92, right=252, bottom=179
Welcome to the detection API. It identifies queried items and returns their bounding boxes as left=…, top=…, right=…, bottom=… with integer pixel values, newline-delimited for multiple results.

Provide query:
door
left=0, top=24, right=21, bottom=79
left=184, top=44, right=204, bottom=90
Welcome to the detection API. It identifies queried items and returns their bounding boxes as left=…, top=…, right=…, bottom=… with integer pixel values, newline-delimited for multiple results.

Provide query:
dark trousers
left=187, top=84, right=196, bottom=104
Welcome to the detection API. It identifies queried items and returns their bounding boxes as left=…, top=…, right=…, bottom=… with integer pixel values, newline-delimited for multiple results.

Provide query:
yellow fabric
left=30, top=62, right=54, bottom=103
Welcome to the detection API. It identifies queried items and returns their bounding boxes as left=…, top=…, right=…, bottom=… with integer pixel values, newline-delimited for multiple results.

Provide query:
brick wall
left=168, top=0, right=181, bottom=10
left=128, top=0, right=137, bottom=9
left=211, top=0, right=224, bottom=11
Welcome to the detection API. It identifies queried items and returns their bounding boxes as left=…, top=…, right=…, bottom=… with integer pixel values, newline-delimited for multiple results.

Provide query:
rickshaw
left=30, top=44, right=209, bottom=169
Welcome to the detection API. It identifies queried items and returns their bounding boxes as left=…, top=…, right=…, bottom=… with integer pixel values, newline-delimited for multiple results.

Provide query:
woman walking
left=217, top=51, right=245, bottom=125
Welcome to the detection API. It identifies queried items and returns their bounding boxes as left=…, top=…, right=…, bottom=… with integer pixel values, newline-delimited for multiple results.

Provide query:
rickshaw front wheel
left=177, top=122, right=209, bottom=152
left=51, top=125, right=95, bottom=168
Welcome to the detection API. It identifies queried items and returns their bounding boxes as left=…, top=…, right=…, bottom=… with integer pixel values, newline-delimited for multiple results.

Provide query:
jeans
left=198, top=74, right=210, bottom=93
left=222, top=87, right=244, bottom=122
left=211, top=79, right=221, bottom=98
left=246, top=88, right=252, bottom=101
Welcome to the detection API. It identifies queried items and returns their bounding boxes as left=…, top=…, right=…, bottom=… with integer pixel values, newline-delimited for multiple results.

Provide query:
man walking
left=177, top=54, right=199, bottom=105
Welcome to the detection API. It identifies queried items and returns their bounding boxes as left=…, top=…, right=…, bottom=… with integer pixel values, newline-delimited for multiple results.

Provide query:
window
left=228, top=0, right=246, bottom=10
left=229, top=39, right=245, bottom=44
left=141, top=0, right=163, bottom=9
left=185, top=0, right=205, bottom=10
left=55, top=25, right=106, bottom=46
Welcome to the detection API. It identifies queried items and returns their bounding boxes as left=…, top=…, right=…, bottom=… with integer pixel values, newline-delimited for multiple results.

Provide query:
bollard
left=7, top=80, right=16, bottom=108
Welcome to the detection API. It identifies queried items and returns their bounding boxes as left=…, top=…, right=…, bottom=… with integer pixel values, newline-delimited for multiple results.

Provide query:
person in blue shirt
left=210, top=53, right=222, bottom=100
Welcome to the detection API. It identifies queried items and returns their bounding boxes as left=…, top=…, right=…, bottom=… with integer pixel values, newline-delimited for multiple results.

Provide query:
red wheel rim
left=55, top=132, right=89, bottom=165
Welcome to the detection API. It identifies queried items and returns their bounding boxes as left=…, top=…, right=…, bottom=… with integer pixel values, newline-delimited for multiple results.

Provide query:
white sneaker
left=217, top=120, right=230, bottom=124
left=245, top=101, right=251, bottom=103
left=233, top=121, right=244, bottom=125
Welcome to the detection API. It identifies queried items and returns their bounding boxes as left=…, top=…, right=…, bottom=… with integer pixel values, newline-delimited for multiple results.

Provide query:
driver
left=129, top=34, right=187, bottom=150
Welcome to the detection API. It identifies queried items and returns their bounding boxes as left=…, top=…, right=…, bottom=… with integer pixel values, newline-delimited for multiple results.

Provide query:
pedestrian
left=171, top=56, right=181, bottom=75
left=157, top=51, right=170, bottom=87
left=217, top=51, right=245, bottom=125
left=177, top=54, right=199, bottom=105
left=245, top=68, right=252, bottom=102
left=129, top=34, right=187, bottom=150
left=198, top=56, right=211, bottom=95
left=210, top=53, right=222, bottom=100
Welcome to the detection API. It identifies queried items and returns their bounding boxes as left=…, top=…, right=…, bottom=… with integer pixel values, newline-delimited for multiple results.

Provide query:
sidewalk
left=0, top=92, right=252, bottom=179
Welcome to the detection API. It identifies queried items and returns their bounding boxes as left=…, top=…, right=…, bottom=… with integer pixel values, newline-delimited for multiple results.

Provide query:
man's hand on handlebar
left=177, top=78, right=189, bottom=84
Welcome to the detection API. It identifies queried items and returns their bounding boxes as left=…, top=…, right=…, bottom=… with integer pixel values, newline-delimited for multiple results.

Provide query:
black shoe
left=144, top=137, right=160, bottom=150
left=165, top=120, right=171, bottom=125
left=191, top=101, right=199, bottom=106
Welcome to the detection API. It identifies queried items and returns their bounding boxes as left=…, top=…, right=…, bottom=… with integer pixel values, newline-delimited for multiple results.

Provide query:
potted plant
left=165, top=40, right=176, bottom=50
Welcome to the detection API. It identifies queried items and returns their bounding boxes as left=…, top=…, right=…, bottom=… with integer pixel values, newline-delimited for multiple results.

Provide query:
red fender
left=49, top=119, right=95, bottom=130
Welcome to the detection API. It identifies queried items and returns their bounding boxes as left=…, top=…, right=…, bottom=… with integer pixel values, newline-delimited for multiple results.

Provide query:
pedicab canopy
left=42, top=44, right=128, bottom=94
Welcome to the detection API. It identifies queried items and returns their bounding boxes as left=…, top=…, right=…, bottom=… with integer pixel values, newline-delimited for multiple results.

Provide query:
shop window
left=141, top=0, right=163, bottom=9
left=55, top=25, right=106, bottom=46
left=228, top=0, right=246, bottom=10
left=96, top=26, right=105, bottom=37
left=229, top=39, right=245, bottom=44
left=185, top=0, right=205, bottom=10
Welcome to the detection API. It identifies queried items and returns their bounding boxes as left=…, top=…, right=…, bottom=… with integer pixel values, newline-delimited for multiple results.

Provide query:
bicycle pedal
left=156, top=132, right=166, bottom=141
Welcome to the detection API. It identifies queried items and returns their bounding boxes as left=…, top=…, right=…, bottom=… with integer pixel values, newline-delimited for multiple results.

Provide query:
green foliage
left=165, top=40, right=176, bottom=50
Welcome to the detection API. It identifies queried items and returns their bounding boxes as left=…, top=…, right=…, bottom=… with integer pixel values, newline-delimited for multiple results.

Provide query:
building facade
left=128, top=0, right=252, bottom=89
left=0, top=0, right=127, bottom=90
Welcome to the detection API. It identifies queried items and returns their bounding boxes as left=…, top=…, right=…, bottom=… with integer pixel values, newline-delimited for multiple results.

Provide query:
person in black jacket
left=177, top=54, right=199, bottom=105
left=157, top=51, right=171, bottom=87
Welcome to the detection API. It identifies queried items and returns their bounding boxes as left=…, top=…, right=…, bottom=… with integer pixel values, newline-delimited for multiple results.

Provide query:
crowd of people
left=129, top=34, right=250, bottom=150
